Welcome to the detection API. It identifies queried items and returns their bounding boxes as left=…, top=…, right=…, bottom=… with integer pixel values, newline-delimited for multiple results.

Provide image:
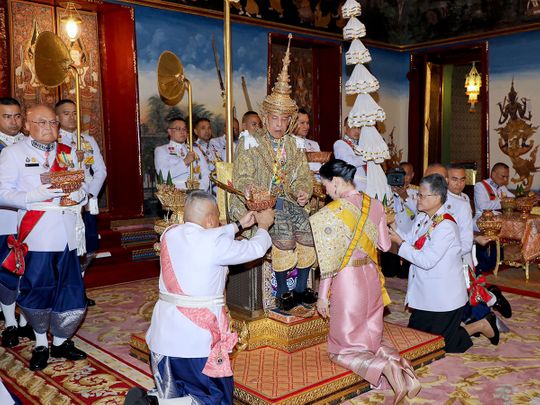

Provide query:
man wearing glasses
left=154, top=116, right=209, bottom=191
left=0, top=104, right=88, bottom=371
left=0, top=97, right=33, bottom=349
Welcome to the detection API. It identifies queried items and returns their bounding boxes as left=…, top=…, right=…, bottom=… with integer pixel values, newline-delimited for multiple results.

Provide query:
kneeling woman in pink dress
left=310, top=159, right=420, bottom=404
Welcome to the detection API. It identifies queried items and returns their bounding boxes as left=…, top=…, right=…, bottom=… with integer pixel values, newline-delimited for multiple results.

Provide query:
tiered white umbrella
left=342, top=0, right=391, bottom=202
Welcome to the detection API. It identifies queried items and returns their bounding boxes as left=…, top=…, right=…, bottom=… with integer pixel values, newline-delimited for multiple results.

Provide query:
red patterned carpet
left=0, top=335, right=153, bottom=404
left=3, top=276, right=538, bottom=404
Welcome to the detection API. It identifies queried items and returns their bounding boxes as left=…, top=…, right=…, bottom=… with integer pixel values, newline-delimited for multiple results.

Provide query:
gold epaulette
left=408, top=184, right=419, bottom=190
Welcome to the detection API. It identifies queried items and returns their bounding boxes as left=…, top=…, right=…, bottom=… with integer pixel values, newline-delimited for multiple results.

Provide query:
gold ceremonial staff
left=224, top=0, right=240, bottom=163
left=157, top=51, right=198, bottom=189
left=34, top=31, right=83, bottom=159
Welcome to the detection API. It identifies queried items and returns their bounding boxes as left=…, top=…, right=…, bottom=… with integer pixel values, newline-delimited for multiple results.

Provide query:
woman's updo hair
left=319, top=159, right=357, bottom=183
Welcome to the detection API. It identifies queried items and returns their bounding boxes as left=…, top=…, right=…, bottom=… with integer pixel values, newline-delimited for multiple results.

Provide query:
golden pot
left=500, top=197, right=516, bottom=214
left=477, top=210, right=502, bottom=237
left=306, top=151, right=332, bottom=163
left=40, top=169, right=85, bottom=206
left=515, top=196, right=536, bottom=214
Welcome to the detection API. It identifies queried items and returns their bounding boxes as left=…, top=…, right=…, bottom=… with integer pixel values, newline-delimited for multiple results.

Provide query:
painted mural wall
left=489, top=30, right=540, bottom=192
left=134, top=5, right=269, bottom=206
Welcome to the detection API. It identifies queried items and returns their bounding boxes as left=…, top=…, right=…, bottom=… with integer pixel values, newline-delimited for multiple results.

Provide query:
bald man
left=0, top=104, right=88, bottom=371
left=146, top=191, right=273, bottom=403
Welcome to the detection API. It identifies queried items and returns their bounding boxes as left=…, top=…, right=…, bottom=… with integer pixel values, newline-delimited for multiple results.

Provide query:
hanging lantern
left=465, top=62, right=481, bottom=112
left=60, top=2, right=83, bottom=42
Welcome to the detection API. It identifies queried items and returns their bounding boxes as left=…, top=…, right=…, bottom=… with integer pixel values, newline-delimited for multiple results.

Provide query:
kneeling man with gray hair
left=146, top=191, right=274, bottom=404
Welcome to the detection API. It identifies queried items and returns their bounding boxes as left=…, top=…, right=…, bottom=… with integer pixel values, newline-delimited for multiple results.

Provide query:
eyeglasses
left=31, top=120, right=59, bottom=128
left=417, top=193, right=436, bottom=199
left=168, top=127, right=187, bottom=133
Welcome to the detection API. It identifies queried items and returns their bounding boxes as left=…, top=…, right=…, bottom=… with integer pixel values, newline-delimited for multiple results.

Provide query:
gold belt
left=351, top=257, right=371, bottom=267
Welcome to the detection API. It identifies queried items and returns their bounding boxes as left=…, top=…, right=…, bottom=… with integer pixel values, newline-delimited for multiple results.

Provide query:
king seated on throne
left=229, top=36, right=316, bottom=311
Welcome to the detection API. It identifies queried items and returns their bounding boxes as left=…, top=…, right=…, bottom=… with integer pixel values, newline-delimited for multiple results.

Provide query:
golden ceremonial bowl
left=313, top=181, right=326, bottom=199
left=306, top=151, right=332, bottom=164
left=155, top=184, right=187, bottom=226
left=155, top=184, right=186, bottom=211
left=515, top=196, right=536, bottom=214
left=500, top=197, right=516, bottom=214
left=246, top=196, right=277, bottom=211
left=40, top=169, right=85, bottom=206
left=477, top=210, right=502, bottom=237
left=245, top=186, right=277, bottom=211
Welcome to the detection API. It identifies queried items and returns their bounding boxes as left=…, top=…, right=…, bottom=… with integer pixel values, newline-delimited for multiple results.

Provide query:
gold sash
left=310, top=195, right=391, bottom=306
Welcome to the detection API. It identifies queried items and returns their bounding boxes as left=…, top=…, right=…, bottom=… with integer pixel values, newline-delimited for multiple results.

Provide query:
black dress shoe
left=29, top=346, right=49, bottom=371
left=18, top=324, right=35, bottom=340
left=488, top=285, right=512, bottom=318
left=485, top=312, right=500, bottom=345
left=293, top=288, right=318, bottom=305
left=277, top=292, right=295, bottom=311
left=51, top=339, right=87, bottom=360
left=1, top=326, right=19, bottom=347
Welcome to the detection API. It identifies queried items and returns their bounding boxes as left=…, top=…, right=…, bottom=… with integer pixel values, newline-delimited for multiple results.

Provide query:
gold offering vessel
left=245, top=186, right=277, bottom=211
left=476, top=210, right=502, bottom=237
left=40, top=169, right=85, bottom=206
left=306, top=151, right=332, bottom=164
left=500, top=197, right=516, bottom=214
left=515, top=194, right=536, bottom=214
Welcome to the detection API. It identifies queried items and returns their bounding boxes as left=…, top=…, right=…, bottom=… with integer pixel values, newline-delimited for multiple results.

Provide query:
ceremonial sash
left=481, top=180, right=497, bottom=201
left=413, top=213, right=456, bottom=250
left=2, top=143, right=72, bottom=275
left=160, top=230, right=237, bottom=378
left=324, top=195, right=391, bottom=306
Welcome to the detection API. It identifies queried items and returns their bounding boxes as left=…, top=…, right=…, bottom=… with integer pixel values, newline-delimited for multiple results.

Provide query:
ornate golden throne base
left=130, top=314, right=445, bottom=404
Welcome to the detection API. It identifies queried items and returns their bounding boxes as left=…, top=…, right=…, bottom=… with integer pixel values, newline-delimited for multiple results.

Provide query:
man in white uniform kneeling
left=146, top=191, right=274, bottom=404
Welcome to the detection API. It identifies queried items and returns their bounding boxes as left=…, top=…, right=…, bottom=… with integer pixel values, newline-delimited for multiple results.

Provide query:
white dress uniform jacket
left=333, top=139, right=367, bottom=192
left=59, top=129, right=107, bottom=198
left=0, top=138, right=79, bottom=252
left=154, top=141, right=210, bottom=191
left=195, top=139, right=223, bottom=192
left=146, top=223, right=271, bottom=358
left=212, top=135, right=237, bottom=160
left=393, top=186, right=418, bottom=235
left=293, top=135, right=321, bottom=173
left=398, top=205, right=468, bottom=312
left=0, top=132, right=25, bottom=236
left=446, top=191, right=474, bottom=267
left=473, top=178, right=514, bottom=231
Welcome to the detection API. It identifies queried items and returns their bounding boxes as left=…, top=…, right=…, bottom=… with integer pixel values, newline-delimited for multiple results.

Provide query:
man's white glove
left=26, top=184, right=65, bottom=203
left=69, top=189, right=87, bottom=204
